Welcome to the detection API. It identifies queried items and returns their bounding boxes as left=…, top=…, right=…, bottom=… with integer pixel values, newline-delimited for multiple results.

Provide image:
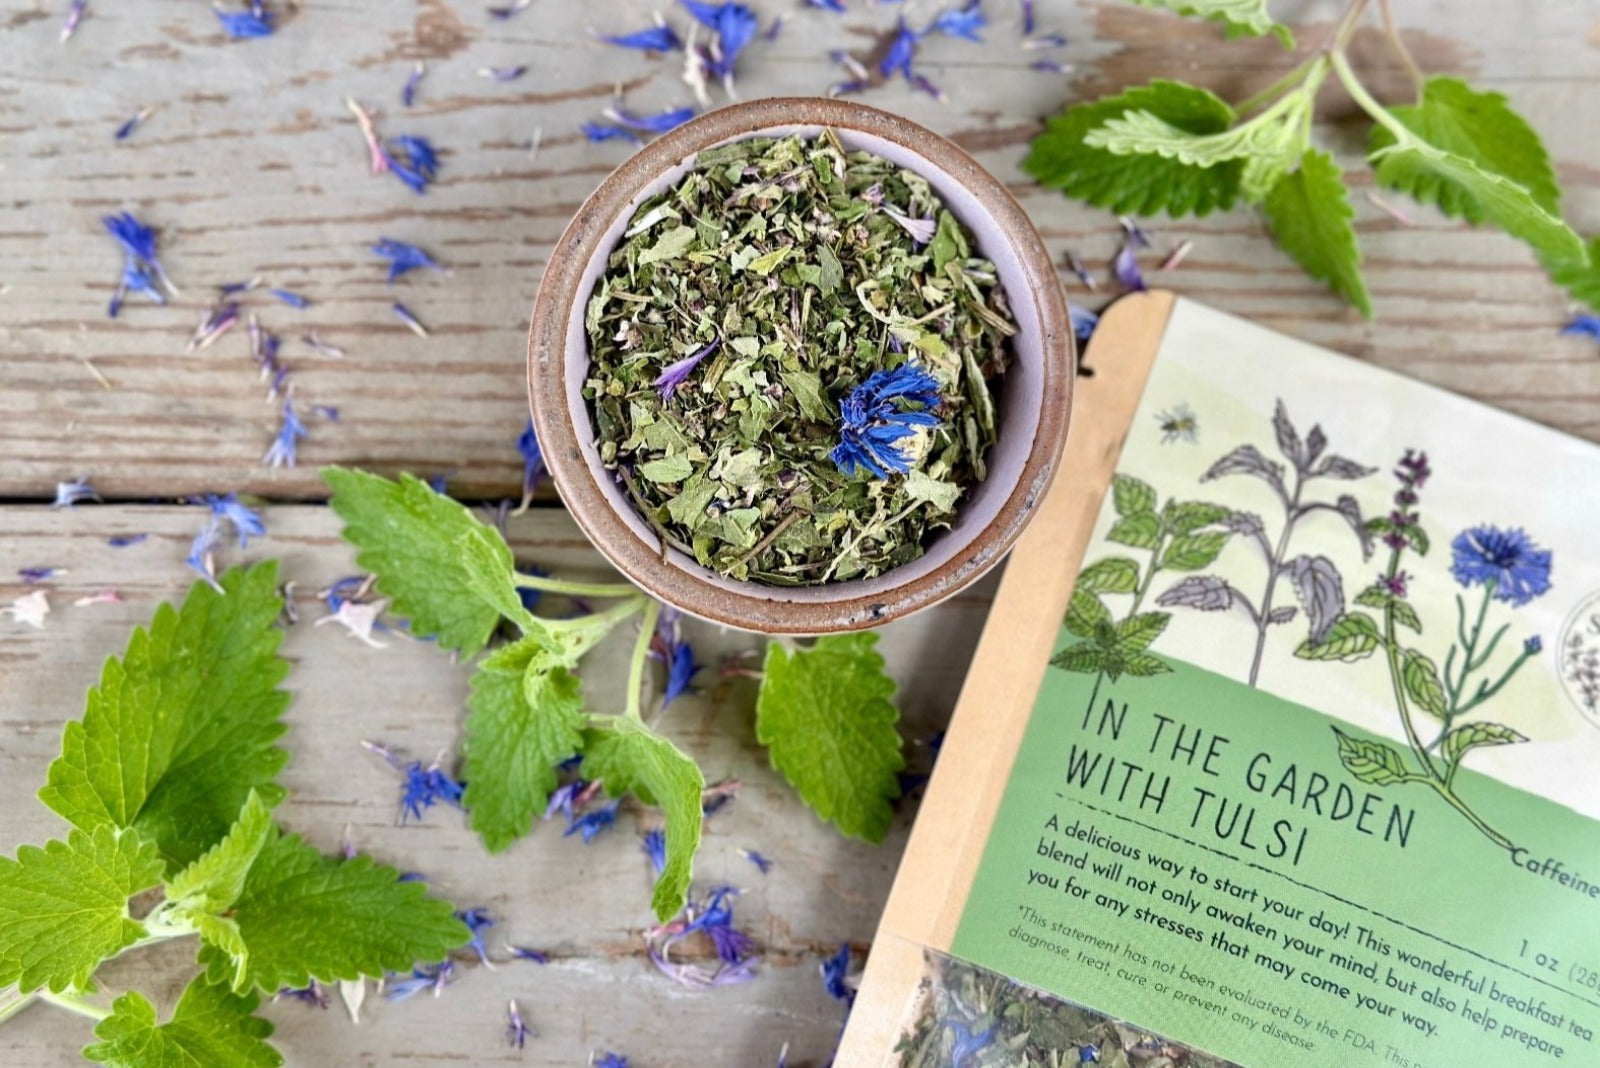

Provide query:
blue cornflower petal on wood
left=455, top=907, right=495, bottom=965
left=879, top=18, right=919, bottom=78
left=214, top=3, right=274, bottom=38
left=505, top=999, right=529, bottom=1049
left=582, top=121, right=643, bottom=144
left=109, top=533, right=148, bottom=547
left=604, top=106, right=697, bottom=135
left=402, top=62, right=426, bottom=107
left=564, top=798, right=620, bottom=843
left=927, top=2, right=985, bottom=41
left=1070, top=304, right=1099, bottom=345
left=805, top=0, right=846, bottom=11
left=269, top=288, right=310, bottom=308
left=1113, top=239, right=1145, bottom=291
left=518, top=419, right=545, bottom=501
left=1449, top=526, right=1552, bottom=606
left=679, top=0, right=759, bottom=80
left=662, top=642, right=698, bottom=707
left=1562, top=313, right=1600, bottom=343
left=600, top=23, right=682, bottom=51
left=740, top=849, right=772, bottom=874
left=51, top=477, right=100, bottom=509
left=371, top=238, right=442, bottom=282
left=203, top=491, right=266, bottom=547
left=383, top=135, right=439, bottom=193
left=594, top=1054, right=630, bottom=1068
left=102, top=211, right=159, bottom=264
left=477, top=65, right=528, bottom=81
left=486, top=0, right=532, bottom=17
left=61, top=0, right=87, bottom=42
left=821, top=943, right=854, bottom=1005
left=262, top=397, right=308, bottom=468
left=830, top=364, right=942, bottom=479
left=641, top=829, right=667, bottom=875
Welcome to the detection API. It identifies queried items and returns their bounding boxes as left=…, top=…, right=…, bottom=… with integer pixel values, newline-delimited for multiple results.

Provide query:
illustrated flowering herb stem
left=0, top=564, right=469, bottom=1068
left=1299, top=452, right=1548, bottom=851
left=584, top=131, right=1015, bottom=585
left=1156, top=401, right=1376, bottom=686
left=1023, top=0, right=1600, bottom=316
left=322, top=467, right=908, bottom=920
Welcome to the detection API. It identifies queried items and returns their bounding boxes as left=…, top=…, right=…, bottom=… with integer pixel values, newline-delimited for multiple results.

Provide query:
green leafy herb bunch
left=1025, top=0, right=1599, bottom=316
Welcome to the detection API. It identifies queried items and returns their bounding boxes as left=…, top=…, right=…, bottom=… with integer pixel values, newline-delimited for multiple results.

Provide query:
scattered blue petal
left=109, top=533, right=148, bottom=548
left=945, top=1020, right=997, bottom=1066
left=582, top=121, right=643, bottom=144
left=1563, top=313, right=1600, bottom=343
left=102, top=211, right=159, bottom=265
left=509, top=946, right=549, bottom=963
left=1078, top=1043, right=1101, bottom=1064
left=262, top=397, right=308, bottom=468
left=564, top=798, right=620, bottom=843
left=928, top=3, right=985, bottom=41
left=806, top=0, right=846, bottom=10
left=385, top=962, right=453, bottom=1002
left=401, top=760, right=467, bottom=823
left=515, top=563, right=546, bottom=612
left=478, top=65, right=527, bottom=81
left=19, top=567, right=59, bottom=584
left=601, top=23, right=682, bottom=51
left=402, top=62, right=426, bottom=107
left=879, top=18, right=918, bottom=78
left=605, top=106, right=697, bottom=135
left=487, top=0, right=532, bottom=16
left=1450, top=526, right=1552, bottom=606
left=822, top=943, right=854, bottom=1005
left=51, top=477, right=100, bottom=509
left=830, top=364, right=941, bottom=479
left=1113, top=240, right=1145, bottom=291
left=655, top=336, right=719, bottom=400
left=205, top=491, right=267, bottom=548
left=214, top=3, right=275, bottom=38
left=663, top=642, right=699, bottom=707
left=1031, top=57, right=1071, bottom=73
left=506, top=999, right=529, bottom=1049
left=594, top=1054, right=630, bottom=1068
left=371, top=238, right=442, bottom=283
left=740, top=849, right=772, bottom=874
left=1021, top=0, right=1036, bottom=34
left=544, top=778, right=588, bottom=822
left=518, top=419, right=544, bottom=500
left=392, top=301, right=430, bottom=337
left=269, top=288, right=310, bottom=308
left=455, top=907, right=496, bottom=965
left=679, top=0, right=759, bottom=80
left=383, top=135, right=440, bottom=194
left=642, top=829, right=667, bottom=875
left=115, top=106, right=156, bottom=141
left=1070, top=304, right=1099, bottom=345
left=61, top=0, right=87, bottom=42
left=274, top=980, right=327, bottom=1008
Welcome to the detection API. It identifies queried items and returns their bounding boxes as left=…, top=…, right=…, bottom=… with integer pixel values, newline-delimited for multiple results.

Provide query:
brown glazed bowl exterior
left=528, top=97, right=1073, bottom=635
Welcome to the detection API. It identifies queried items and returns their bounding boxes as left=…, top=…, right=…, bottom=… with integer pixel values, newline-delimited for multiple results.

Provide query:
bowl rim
left=528, top=96, right=1073, bottom=634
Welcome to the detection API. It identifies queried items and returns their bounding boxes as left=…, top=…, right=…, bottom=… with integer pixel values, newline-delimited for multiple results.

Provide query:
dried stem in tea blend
left=583, top=131, right=1017, bottom=585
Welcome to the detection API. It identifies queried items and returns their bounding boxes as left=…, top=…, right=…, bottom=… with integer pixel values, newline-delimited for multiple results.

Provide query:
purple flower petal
left=654, top=336, right=720, bottom=399
left=601, top=23, right=682, bottom=51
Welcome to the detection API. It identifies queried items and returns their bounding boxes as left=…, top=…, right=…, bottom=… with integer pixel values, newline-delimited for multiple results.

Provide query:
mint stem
left=624, top=600, right=662, bottom=722
left=0, top=986, right=37, bottom=1027
left=38, top=990, right=110, bottom=1023
left=511, top=573, right=644, bottom=599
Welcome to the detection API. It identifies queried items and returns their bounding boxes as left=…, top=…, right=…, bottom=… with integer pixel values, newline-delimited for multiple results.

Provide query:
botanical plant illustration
left=1297, top=450, right=1550, bottom=852
left=1563, top=617, right=1600, bottom=721
left=1051, top=472, right=1237, bottom=713
left=1158, top=400, right=1377, bottom=685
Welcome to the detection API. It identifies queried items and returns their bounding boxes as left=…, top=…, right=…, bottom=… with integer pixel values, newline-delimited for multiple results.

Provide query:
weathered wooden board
left=2, top=1, right=1598, bottom=501
left=0, top=504, right=996, bottom=1066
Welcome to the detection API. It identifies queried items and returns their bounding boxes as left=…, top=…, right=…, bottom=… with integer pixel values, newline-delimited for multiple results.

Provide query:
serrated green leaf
left=166, top=792, right=276, bottom=916
left=1085, top=86, right=1314, bottom=201
left=83, top=975, right=281, bottom=1068
left=1121, top=651, right=1173, bottom=677
left=462, top=657, right=586, bottom=854
left=1125, top=0, right=1291, bottom=44
left=1354, top=586, right=1423, bottom=633
left=196, top=826, right=469, bottom=992
left=755, top=634, right=903, bottom=848
left=1331, top=727, right=1411, bottom=787
left=1162, top=500, right=1230, bottom=535
left=1295, top=612, right=1382, bottom=662
left=1112, top=474, right=1157, bottom=517
left=1370, top=77, right=1560, bottom=224
left=1023, top=81, right=1243, bottom=218
left=1441, top=721, right=1527, bottom=766
left=1160, top=532, right=1229, bottom=571
left=455, top=526, right=536, bottom=633
left=581, top=717, right=705, bottom=922
left=0, top=826, right=163, bottom=995
left=39, top=564, right=289, bottom=873
left=1116, top=612, right=1170, bottom=653
left=1065, top=590, right=1113, bottom=639
left=322, top=467, right=512, bottom=657
left=1050, top=643, right=1107, bottom=674
left=1369, top=136, right=1585, bottom=272
left=1076, top=557, right=1141, bottom=595
left=1106, top=513, right=1162, bottom=550
left=1261, top=150, right=1372, bottom=317
left=1400, top=649, right=1448, bottom=720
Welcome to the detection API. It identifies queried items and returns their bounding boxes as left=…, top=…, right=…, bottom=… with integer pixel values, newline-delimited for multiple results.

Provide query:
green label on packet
left=951, top=653, right=1600, bottom=1068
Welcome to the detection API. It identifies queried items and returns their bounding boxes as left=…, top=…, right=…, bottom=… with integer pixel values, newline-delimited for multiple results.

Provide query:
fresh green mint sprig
left=0, top=563, right=469, bottom=1068
left=322, top=467, right=907, bottom=923
left=1026, top=0, right=1598, bottom=317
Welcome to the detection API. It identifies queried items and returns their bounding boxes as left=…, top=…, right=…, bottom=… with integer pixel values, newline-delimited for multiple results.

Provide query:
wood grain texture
left=0, top=504, right=994, bottom=1066
left=2, top=0, right=1597, bottom=500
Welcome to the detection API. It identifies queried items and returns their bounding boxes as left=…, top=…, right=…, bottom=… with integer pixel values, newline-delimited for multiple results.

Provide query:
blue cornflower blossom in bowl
left=830, top=364, right=942, bottom=479
left=1449, top=526, right=1552, bottom=606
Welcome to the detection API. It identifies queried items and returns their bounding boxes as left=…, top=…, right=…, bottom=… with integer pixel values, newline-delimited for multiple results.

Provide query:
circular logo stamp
left=1558, top=590, right=1600, bottom=727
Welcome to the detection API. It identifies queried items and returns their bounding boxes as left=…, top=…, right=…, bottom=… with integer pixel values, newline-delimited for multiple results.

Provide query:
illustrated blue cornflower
left=600, top=22, right=682, bottom=51
left=383, top=135, right=440, bottom=194
left=506, top=999, right=529, bottom=1049
left=740, top=849, right=772, bottom=874
left=262, top=397, right=308, bottom=469
left=945, top=1020, right=997, bottom=1066
left=1069, top=305, right=1099, bottom=346
left=927, top=2, right=985, bottom=41
left=564, top=798, right=620, bottom=843
left=1449, top=526, right=1552, bottom=607
left=830, top=364, right=942, bottom=479
left=642, top=829, right=667, bottom=875
left=680, top=0, right=759, bottom=81
left=51, top=477, right=100, bottom=509
left=1525, top=635, right=1543, bottom=656
left=821, top=942, right=854, bottom=1005
left=371, top=238, right=443, bottom=283
left=455, top=907, right=496, bottom=966
left=655, top=336, right=720, bottom=400
left=214, top=3, right=275, bottom=38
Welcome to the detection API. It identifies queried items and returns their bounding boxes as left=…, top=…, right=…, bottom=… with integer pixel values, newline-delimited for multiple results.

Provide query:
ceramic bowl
left=528, top=97, right=1073, bottom=635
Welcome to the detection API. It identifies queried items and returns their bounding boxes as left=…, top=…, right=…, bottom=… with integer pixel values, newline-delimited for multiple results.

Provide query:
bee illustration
left=1155, top=403, right=1199, bottom=445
